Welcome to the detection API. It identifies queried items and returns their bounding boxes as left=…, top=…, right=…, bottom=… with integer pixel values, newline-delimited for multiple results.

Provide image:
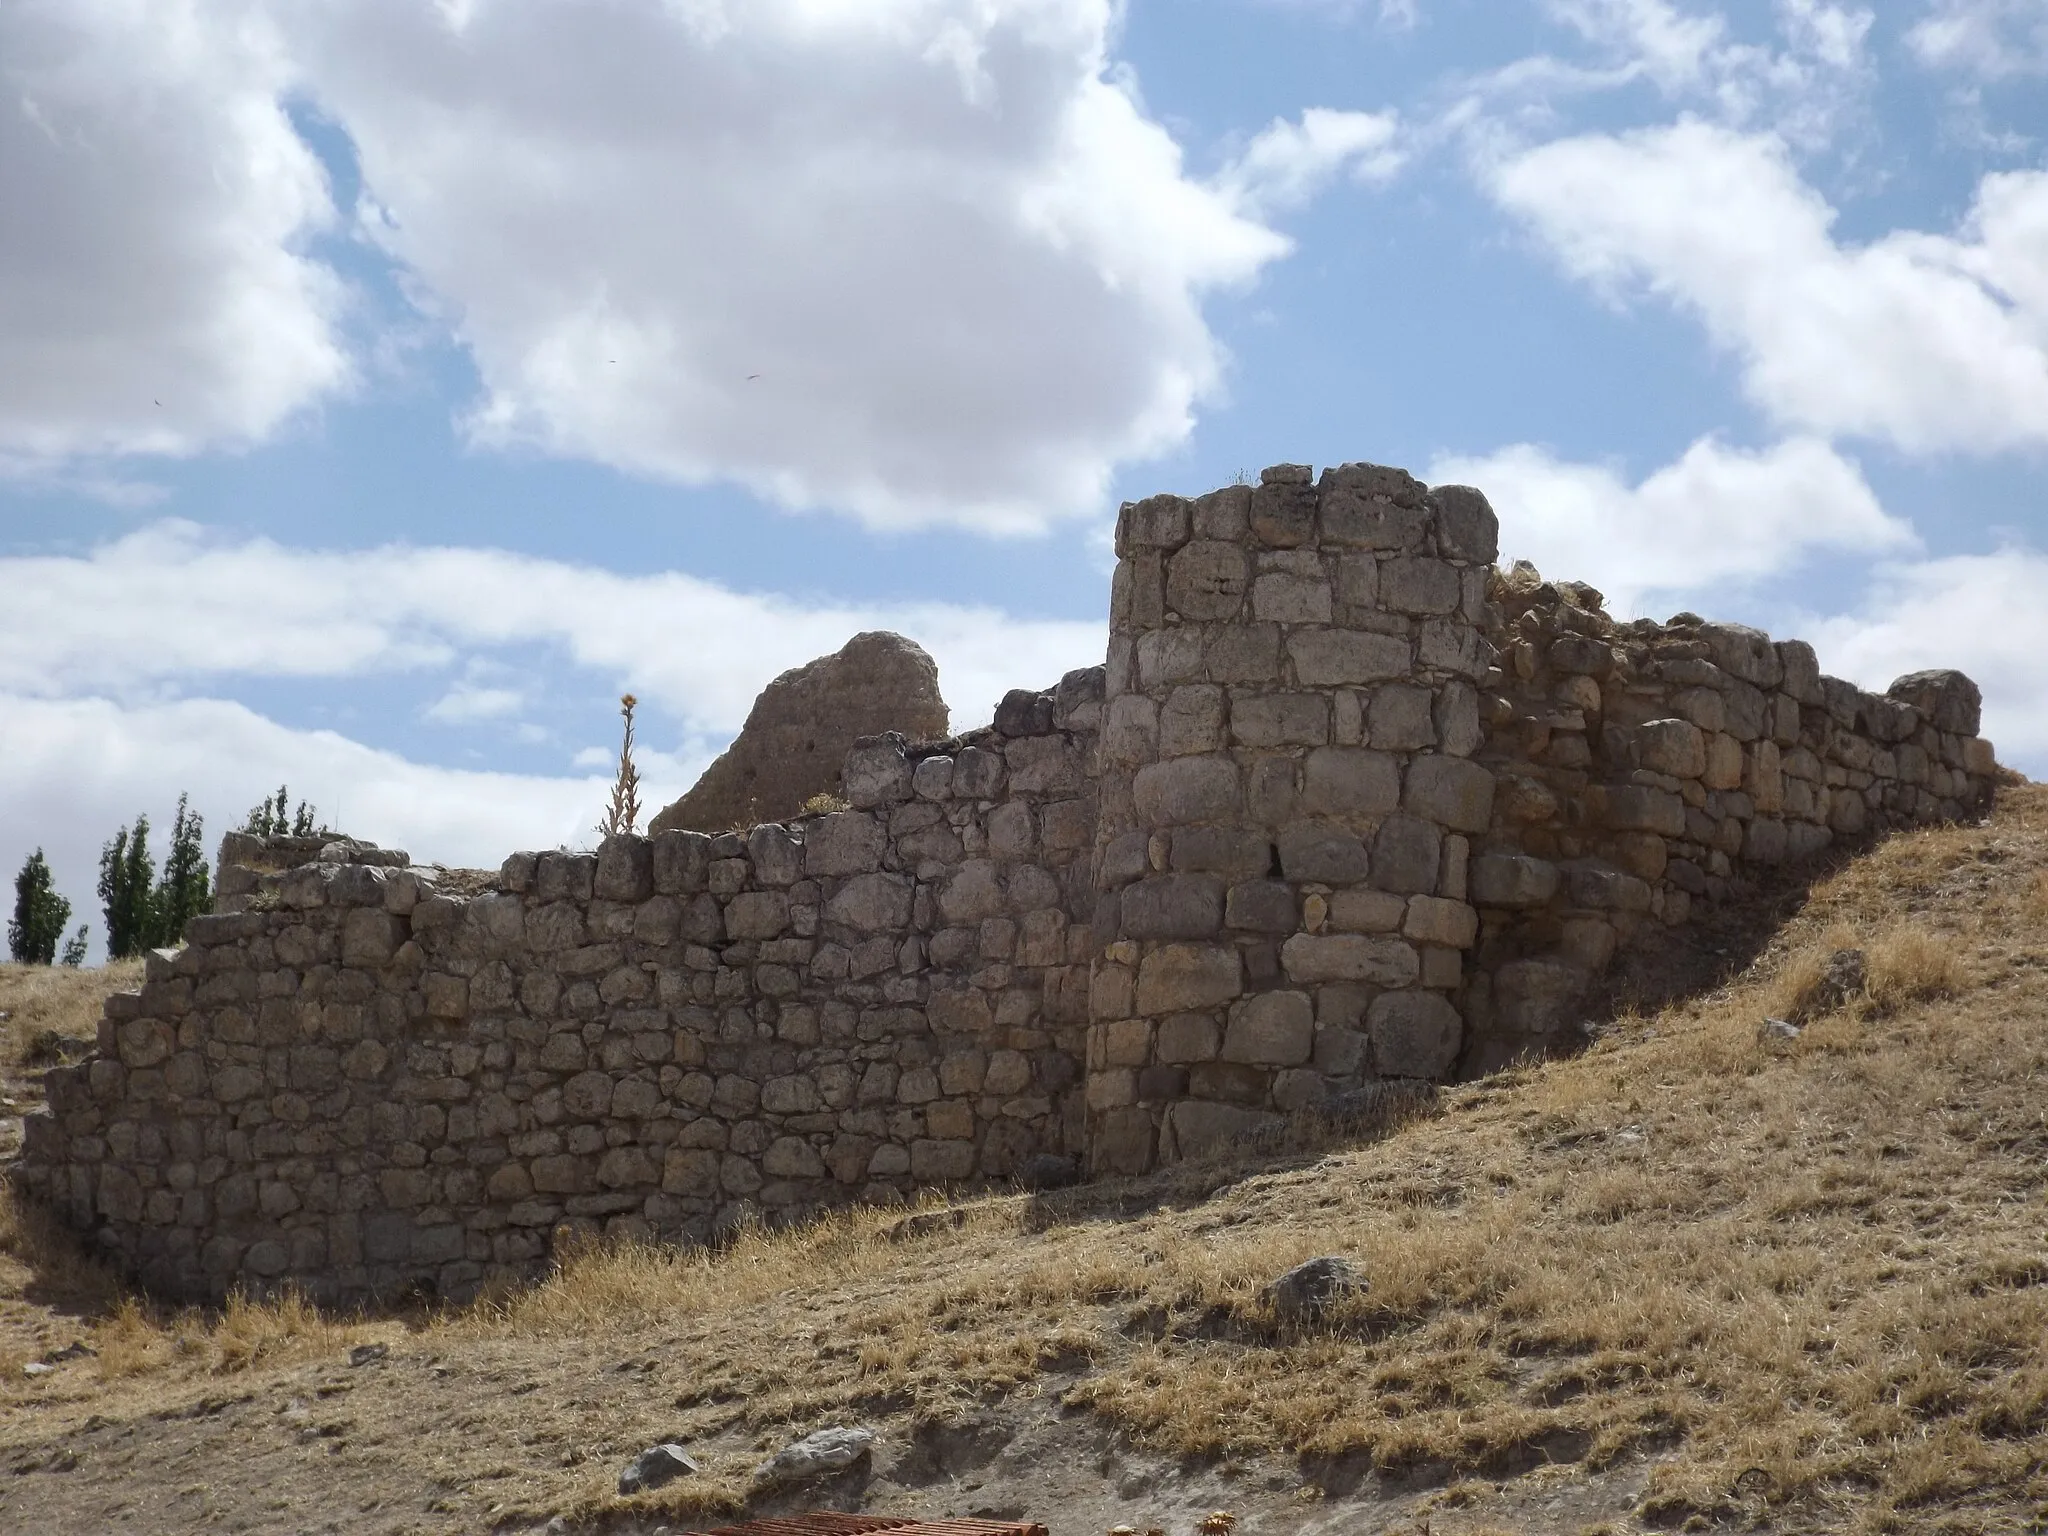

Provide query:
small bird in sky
left=746, top=373, right=762, bottom=381
left=153, top=399, right=161, bottom=406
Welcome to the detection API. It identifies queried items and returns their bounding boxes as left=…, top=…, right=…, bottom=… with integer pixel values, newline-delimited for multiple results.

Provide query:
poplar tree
left=8, top=850, right=71, bottom=965
left=155, top=794, right=211, bottom=944
left=98, top=815, right=158, bottom=960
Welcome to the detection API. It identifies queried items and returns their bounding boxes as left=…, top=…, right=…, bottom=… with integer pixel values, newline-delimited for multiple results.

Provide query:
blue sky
left=3, top=0, right=2045, bottom=958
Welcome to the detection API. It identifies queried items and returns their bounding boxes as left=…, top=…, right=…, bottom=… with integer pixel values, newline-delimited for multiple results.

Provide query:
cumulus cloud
left=1909, top=0, right=2048, bottom=77
left=1448, top=0, right=1871, bottom=147
left=1214, top=108, right=1405, bottom=216
left=1488, top=119, right=2048, bottom=453
left=0, top=523, right=1108, bottom=739
left=275, top=0, right=1315, bottom=533
left=1802, top=545, right=2048, bottom=765
left=1427, top=435, right=1914, bottom=617
left=0, top=0, right=349, bottom=469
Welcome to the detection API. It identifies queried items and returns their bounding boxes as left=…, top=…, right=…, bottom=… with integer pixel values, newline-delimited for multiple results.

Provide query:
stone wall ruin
left=14, top=461, right=2000, bottom=1304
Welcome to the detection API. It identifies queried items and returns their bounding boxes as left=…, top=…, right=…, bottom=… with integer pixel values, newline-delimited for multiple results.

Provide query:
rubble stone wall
left=14, top=460, right=2003, bottom=1296
left=18, top=681, right=1101, bottom=1305
left=1457, top=573, right=1997, bottom=1072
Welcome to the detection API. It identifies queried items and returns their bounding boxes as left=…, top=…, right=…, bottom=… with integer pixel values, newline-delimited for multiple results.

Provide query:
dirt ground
left=2, top=789, right=2045, bottom=1536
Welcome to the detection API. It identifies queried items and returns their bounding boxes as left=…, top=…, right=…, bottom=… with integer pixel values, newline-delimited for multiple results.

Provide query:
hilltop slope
left=2, top=788, right=2045, bottom=1536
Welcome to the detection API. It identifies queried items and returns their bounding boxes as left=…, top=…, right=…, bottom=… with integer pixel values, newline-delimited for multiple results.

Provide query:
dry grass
left=3, top=794, right=2048, bottom=1533
left=0, top=958, right=141, bottom=1082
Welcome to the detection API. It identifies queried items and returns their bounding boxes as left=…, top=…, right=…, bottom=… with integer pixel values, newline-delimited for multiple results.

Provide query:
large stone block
left=1402, top=755, right=1495, bottom=833
left=829, top=872, right=915, bottom=931
left=333, top=908, right=399, bottom=969
left=1159, top=685, right=1228, bottom=757
left=725, top=891, right=790, bottom=941
left=1379, top=557, right=1461, bottom=616
left=1301, top=748, right=1401, bottom=819
left=1639, top=719, right=1706, bottom=779
left=1249, top=480, right=1319, bottom=547
left=1429, top=484, right=1499, bottom=563
left=594, top=836, right=655, bottom=902
left=843, top=735, right=914, bottom=809
left=1121, top=875, right=1226, bottom=940
left=1231, top=692, right=1330, bottom=749
left=1222, top=991, right=1314, bottom=1066
left=1590, top=785, right=1686, bottom=836
left=1371, top=814, right=1442, bottom=894
left=1133, top=755, right=1240, bottom=826
left=1288, top=630, right=1411, bottom=686
left=1368, top=683, right=1436, bottom=752
left=1317, top=463, right=1429, bottom=550
left=1225, top=880, right=1297, bottom=933
left=1367, top=991, right=1462, bottom=1078
left=805, top=812, right=885, bottom=877
left=1165, top=541, right=1251, bottom=620
left=1280, top=933, right=1419, bottom=986
left=1403, top=896, right=1478, bottom=948
left=1136, top=944, right=1243, bottom=1015
left=1888, top=669, right=1980, bottom=737
left=1276, top=823, right=1370, bottom=883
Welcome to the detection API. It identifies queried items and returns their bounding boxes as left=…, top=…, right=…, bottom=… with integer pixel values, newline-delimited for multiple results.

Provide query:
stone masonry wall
left=1084, top=463, right=1501, bottom=1175
left=13, top=460, right=2003, bottom=1300
left=17, top=678, right=1101, bottom=1305
left=1457, top=570, right=1997, bottom=1072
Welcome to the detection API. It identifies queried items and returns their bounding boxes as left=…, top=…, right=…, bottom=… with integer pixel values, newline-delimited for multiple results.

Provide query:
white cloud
left=0, top=522, right=1108, bottom=741
left=1802, top=545, right=2048, bottom=766
left=1427, top=435, right=1914, bottom=617
left=1488, top=119, right=2048, bottom=453
left=276, top=0, right=1300, bottom=534
left=0, top=0, right=348, bottom=469
left=1448, top=0, right=1871, bottom=147
left=1909, top=0, right=2048, bottom=77
left=422, top=682, right=525, bottom=724
left=1214, top=108, right=1405, bottom=217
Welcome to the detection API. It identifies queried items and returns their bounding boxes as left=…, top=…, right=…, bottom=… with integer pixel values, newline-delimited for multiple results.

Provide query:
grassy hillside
left=1, top=791, right=2044, bottom=1535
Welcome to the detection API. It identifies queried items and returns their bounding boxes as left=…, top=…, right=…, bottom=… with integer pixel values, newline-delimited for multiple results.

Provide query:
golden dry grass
left=3, top=793, right=2047, bottom=1534
left=0, top=958, right=141, bottom=1082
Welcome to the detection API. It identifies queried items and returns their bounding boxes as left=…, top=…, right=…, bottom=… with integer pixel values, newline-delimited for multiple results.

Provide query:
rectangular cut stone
left=1289, top=630, right=1411, bottom=686
left=1302, top=748, right=1401, bottom=819
left=1230, top=693, right=1330, bottom=748
left=1589, top=785, right=1686, bottom=836
left=1251, top=572, right=1333, bottom=624
left=1221, top=992, right=1313, bottom=1066
left=1403, top=896, right=1478, bottom=948
left=1280, top=934, right=1419, bottom=986
left=1136, top=944, right=1243, bottom=1015
left=1133, top=756, right=1239, bottom=826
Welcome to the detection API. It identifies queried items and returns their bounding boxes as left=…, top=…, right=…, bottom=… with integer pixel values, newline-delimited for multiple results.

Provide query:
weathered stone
left=1264, top=1254, right=1369, bottom=1321
left=1136, top=944, right=1243, bottom=1015
left=1888, top=669, right=1980, bottom=736
left=652, top=633, right=947, bottom=832
left=1280, top=934, right=1419, bottom=986
left=752, top=1426, right=876, bottom=1489
left=1639, top=718, right=1706, bottom=778
left=1402, top=756, right=1495, bottom=833
left=1121, top=875, right=1225, bottom=941
left=619, top=1444, right=699, bottom=1496
left=1276, top=823, right=1370, bottom=883
left=1367, top=991, right=1462, bottom=1077
left=1166, top=541, right=1251, bottom=620
left=1133, top=756, right=1239, bottom=826
left=1222, top=991, right=1314, bottom=1066
left=1301, top=748, right=1401, bottom=820
left=1430, top=484, right=1498, bottom=563
left=1371, top=814, right=1442, bottom=895
left=1288, top=630, right=1411, bottom=686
